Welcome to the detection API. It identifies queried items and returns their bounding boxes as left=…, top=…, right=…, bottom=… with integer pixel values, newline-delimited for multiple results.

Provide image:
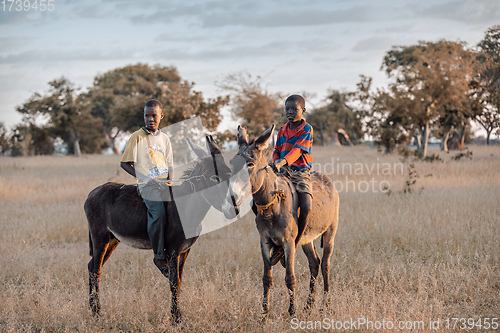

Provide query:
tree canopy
left=470, top=25, right=500, bottom=145
left=16, top=78, right=104, bottom=155
left=378, top=40, right=476, bottom=154
left=217, top=73, right=283, bottom=136
left=12, top=64, right=229, bottom=156
left=308, top=90, right=363, bottom=146
left=86, top=63, right=229, bottom=154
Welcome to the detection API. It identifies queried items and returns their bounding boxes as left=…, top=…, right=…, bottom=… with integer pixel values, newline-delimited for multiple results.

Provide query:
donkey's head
left=223, top=124, right=275, bottom=218
left=185, top=135, right=232, bottom=212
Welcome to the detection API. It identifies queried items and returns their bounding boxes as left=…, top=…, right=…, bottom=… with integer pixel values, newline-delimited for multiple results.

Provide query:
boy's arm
left=120, top=162, right=151, bottom=183
left=272, top=126, right=310, bottom=168
left=274, top=158, right=287, bottom=169
left=167, top=166, right=174, bottom=182
left=273, top=128, right=286, bottom=168
left=121, top=132, right=158, bottom=184
left=120, top=161, right=136, bottom=178
left=282, top=125, right=313, bottom=166
left=167, top=139, right=174, bottom=181
left=282, top=148, right=302, bottom=166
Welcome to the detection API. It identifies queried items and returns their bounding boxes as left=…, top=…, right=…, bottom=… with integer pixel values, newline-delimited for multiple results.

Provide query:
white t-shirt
left=121, top=127, right=173, bottom=181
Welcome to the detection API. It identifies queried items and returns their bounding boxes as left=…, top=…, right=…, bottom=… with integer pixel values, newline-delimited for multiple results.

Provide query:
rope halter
left=255, top=189, right=286, bottom=215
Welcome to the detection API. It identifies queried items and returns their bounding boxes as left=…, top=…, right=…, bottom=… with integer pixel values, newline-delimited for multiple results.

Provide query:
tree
left=217, top=73, right=282, bottom=136
left=472, top=94, right=500, bottom=145
left=471, top=25, right=500, bottom=145
left=308, top=90, right=363, bottom=146
left=348, top=75, right=411, bottom=153
left=370, top=86, right=414, bottom=153
left=437, top=104, right=471, bottom=151
left=87, top=64, right=228, bottom=153
left=0, top=122, right=11, bottom=155
left=382, top=40, right=476, bottom=155
left=16, top=78, right=104, bottom=156
left=10, top=123, right=55, bottom=156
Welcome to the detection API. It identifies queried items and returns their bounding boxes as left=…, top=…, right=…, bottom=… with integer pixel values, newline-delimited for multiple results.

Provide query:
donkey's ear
left=187, top=137, right=209, bottom=158
left=254, top=124, right=275, bottom=151
left=205, top=135, right=221, bottom=154
left=237, top=125, right=249, bottom=146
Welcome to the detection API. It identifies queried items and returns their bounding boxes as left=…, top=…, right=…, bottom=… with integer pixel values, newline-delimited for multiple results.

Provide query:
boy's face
left=285, top=100, right=305, bottom=123
left=144, top=106, right=164, bottom=132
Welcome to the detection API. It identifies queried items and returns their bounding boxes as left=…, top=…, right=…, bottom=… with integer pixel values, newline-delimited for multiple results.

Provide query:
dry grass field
left=0, top=145, right=499, bottom=332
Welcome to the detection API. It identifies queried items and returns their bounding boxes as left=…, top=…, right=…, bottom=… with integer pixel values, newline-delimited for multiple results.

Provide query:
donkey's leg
left=178, top=249, right=190, bottom=285
left=321, top=226, right=336, bottom=293
left=283, top=241, right=297, bottom=317
left=168, top=255, right=182, bottom=324
left=88, top=234, right=110, bottom=315
left=302, top=242, right=320, bottom=310
left=260, top=240, right=274, bottom=320
left=102, top=238, right=120, bottom=266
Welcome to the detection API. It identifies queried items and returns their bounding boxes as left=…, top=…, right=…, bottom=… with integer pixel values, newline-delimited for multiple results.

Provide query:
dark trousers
left=138, top=184, right=171, bottom=260
left=142, top=198, right=167, bottom=260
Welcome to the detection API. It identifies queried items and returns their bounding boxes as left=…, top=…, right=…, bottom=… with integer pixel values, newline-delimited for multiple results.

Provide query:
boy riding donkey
left=269, top=94, right=313, bottom=265
left=120, top=99, right=174, bottom=276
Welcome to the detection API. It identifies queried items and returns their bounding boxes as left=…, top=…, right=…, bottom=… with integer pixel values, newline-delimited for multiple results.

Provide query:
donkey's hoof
left=171, top=312, right=182, bottom=325
left=89, top=298, right=101, bottom=316
left=304, top=299, right=315, bottom=313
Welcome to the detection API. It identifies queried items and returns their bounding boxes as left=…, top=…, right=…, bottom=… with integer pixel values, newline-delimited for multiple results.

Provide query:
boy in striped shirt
left=271, top=94, right=313, bottom=264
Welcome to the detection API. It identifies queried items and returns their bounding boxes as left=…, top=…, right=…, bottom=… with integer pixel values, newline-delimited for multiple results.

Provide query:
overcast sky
left=1, top=0, right=499, bottom=132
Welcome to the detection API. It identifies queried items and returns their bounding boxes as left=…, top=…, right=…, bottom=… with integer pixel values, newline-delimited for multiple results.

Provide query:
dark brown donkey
left=85, top=136, right=231, bottom=324
left=222, top=125, right=339, bottom=318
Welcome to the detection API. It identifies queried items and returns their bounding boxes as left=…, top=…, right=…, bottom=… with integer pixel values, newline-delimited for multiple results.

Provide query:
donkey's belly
left=107, top=194, right=152, bottom=249
left=110, top=227, right=152, bottom=249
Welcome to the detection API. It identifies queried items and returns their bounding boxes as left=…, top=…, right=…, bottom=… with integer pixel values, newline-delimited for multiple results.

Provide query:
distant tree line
left=2, top=64, right=229, bottom=156
left=221, top=25, right=499, bottom=157
left=352, top=25, right=500, bottom=155
left=0, top=26, right=498, bottom=157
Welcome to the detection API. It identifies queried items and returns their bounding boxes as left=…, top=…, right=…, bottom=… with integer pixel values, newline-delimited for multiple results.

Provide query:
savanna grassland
left=0, top=145, right=499, bottom=332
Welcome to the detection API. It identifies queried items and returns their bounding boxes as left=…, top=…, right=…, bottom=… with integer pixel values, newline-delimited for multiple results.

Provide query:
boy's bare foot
left=153, top=258, right=169, bottom=277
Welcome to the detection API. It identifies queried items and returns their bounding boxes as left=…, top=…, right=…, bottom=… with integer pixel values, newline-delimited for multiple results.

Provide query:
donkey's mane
left=179, top=153, right=219, bottom=181
left=180, top=162, right=201, bottom=180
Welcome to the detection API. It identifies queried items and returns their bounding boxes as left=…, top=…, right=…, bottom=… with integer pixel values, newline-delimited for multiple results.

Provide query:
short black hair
left=144, top=99, right=163, bottom=110
left=285, top=95, right=305, bottom=109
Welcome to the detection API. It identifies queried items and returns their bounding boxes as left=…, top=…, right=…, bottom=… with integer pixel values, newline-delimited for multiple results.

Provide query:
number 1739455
left=2, top=0, right=54, bottom=11
left=444, top=318, right=498, bottom=330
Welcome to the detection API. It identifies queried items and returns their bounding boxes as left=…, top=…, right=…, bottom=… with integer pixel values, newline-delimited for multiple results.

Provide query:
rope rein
left=254, top=164, right=286, bottom=215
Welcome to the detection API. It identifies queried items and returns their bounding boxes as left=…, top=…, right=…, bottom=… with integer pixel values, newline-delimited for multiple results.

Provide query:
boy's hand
left=145, top=177, right=158, bottom=187
left=274, top=159, right=287, bottom=170
left=158, top=180, right=172, bottom=190
left=144, top=177, right=172, bottom=190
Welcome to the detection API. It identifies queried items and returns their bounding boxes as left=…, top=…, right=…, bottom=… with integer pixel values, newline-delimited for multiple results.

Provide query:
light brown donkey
left=223, top=124, right=339, bottom=318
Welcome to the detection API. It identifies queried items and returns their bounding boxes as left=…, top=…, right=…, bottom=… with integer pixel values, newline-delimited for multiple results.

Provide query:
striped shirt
left=272, top=119, right=313, bottom=171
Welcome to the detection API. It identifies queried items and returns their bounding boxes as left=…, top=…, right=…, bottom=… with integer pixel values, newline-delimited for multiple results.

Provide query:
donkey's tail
left=321, top=234, right=324, bottom=248
left=89, top=231, right=93, bottom=256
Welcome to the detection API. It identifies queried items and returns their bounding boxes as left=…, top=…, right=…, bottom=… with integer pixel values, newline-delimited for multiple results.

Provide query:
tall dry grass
left=0, top=146, right=498, bottom=332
